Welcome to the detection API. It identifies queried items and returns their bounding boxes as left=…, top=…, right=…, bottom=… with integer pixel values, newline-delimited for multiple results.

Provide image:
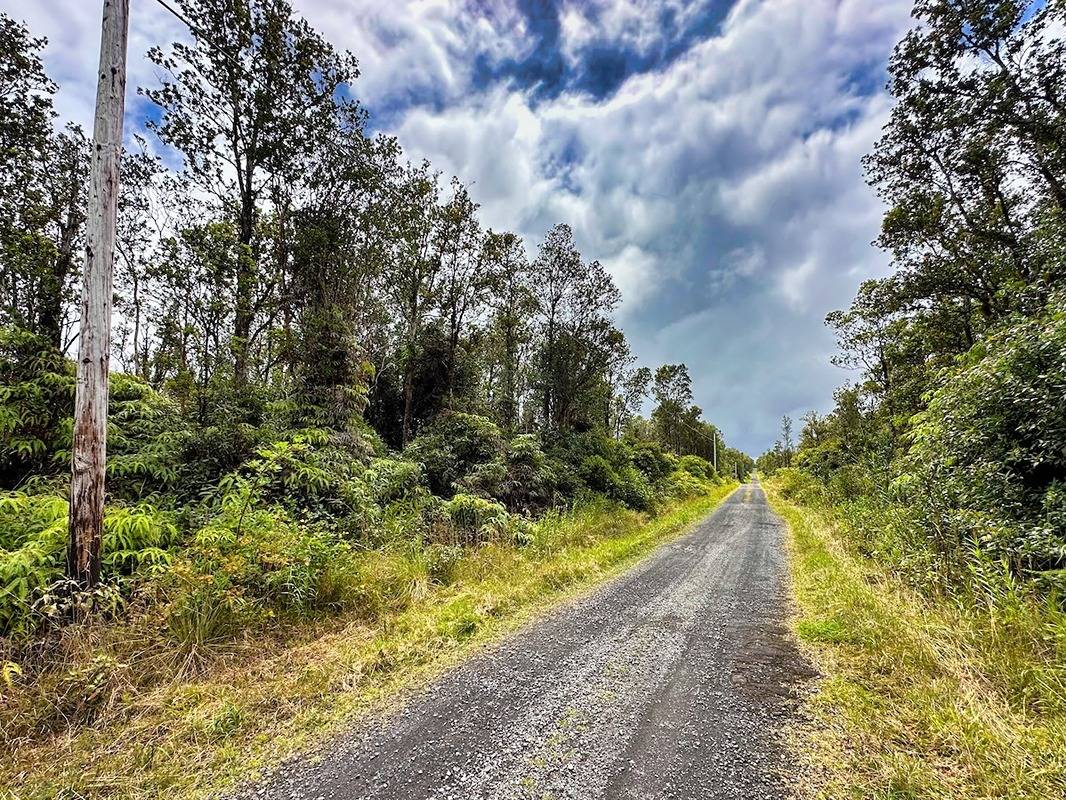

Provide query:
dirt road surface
left=233, top=481, right=814, bottom=799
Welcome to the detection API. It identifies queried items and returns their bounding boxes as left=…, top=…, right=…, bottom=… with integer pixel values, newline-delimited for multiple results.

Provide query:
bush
left=629, top=440, right=675, bottom=482
left=102, top=374, right=191, bottom=496
left=0, top=493, right=175, bottom=636
left=442, top=493, right=513, bottom=544
left=906, top=294, right=1066, bottom=581
left=665, top=468, right=709, bottom=499
left=0, top=327, right=72, bottom=487
left=774, top=468, right=826, bottom=506
left=458, top=434, right=559, bottom=514
left=578, top=455, right=615, bottom=494
left=577, top=454, right=655, bottom=511
left=363, top=457, right=423, bottom=504
left=158, top=486, right=354, bottom=644
left=423, top=544, right=464, bottom=585
left=406, top=412, right=504, bottom=496
left=678, top=455, right=715, bottom=481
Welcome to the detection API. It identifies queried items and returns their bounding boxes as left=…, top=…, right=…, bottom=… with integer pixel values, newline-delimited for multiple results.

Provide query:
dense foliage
left=0, top=1, right=753, bottom=649
left=761, top=0, right=1066, bottom=601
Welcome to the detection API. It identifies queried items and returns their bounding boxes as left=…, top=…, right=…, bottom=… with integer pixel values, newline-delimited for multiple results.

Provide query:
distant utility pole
left=712, top=430, right=718, bottom=474
left=67, top=0, right=130, bottom=590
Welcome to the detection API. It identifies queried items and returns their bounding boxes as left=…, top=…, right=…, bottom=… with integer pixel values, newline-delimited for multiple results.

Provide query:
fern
left=0, top=492, right=177, bottom=634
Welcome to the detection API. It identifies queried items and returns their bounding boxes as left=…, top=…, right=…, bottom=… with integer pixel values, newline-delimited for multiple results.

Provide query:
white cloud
left=386, top=0, right=911, bottom=450
left=5, top=0, right=915, bottom=452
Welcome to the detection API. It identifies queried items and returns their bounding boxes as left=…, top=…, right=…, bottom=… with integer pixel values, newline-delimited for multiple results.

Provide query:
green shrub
left=578, top=452, right=655, bottom=510
left=423, top=544, right=464, bottom=585
left=0, top=332, right=194, bottom=498
left=0, top=493, right=175, bottom=635
left=0, top=327, right=73, bottom=487
left=612, top=464, right=654, bottom=510
left=665, top=468, right=709, bottom=499
left=629, top=440, right=675, bottom=482
left=101, top=374, right=191, bottom=496
left=456, top=433, right=559, bottom=514
left=406, top=412, right=505, bottom=496
left=578, top=455, right=615, bottom=494
left=774, top=468, right=826, bottom=506
left=443, top=493, right=512, bottom=543
left=905, top=293, right=1066, bottom=584
left=159, top=486, right=356, bottom=644
left=362, top=457, right=423, bottom=504
left=678, top=455, right=715, bottom=481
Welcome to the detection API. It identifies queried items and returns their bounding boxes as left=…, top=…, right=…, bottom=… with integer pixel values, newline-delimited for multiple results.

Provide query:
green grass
left=766, top=483, right=1066, bottom=800
left=0, top=483, right=735, bottom=800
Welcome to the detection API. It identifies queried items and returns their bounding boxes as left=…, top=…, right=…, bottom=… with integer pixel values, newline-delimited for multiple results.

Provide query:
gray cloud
left=388, top=0, right=911, bottom=451
left=6, top=0, right=914, bottom=454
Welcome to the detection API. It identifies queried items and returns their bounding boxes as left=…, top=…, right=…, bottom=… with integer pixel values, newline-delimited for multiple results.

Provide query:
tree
left=143, top=0, right=359, bottom=387
left=285, top=103, right=385, bottom=426
left=380, top=162, right=441, bottom=444
left=652, top=363, right=693, bottom=453
left=864, top=0, right=1066, bottom=330
left=436, top=179, right=488, bottom=402
left=611, top=364, right=652, bottom=439
left=780, top=415, right=793, bottom=466
left=114, top=145, right=165, bottom=379
left=0, top=16, right=92, bottom=350
left=483, top=231, right=535, bottom=433
left=531, top=224, right=621, bottom=433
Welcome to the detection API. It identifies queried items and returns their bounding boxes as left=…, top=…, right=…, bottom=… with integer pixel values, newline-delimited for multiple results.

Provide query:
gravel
left=230, top=480, right=816, bottom=800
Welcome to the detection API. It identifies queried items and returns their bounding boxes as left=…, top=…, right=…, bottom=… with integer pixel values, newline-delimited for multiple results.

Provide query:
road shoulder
left=766, top=482, right=1066, bottom=799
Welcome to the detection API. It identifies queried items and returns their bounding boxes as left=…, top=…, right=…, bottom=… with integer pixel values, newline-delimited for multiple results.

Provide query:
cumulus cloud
left=6, top=2, right=193, bottom=133
left=5, top=0, right=915, bottom=453
left=386, top=0, right=911, bottom=449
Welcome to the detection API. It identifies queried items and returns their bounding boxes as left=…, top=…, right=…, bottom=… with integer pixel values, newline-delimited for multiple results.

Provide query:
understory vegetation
left=768, top=483, right=1066, bottom=799
left=0, top=486, right=736, bottom=799
left=758, top=2, right=1066, bottom=797
left=0, top=1, right=751, bottom=796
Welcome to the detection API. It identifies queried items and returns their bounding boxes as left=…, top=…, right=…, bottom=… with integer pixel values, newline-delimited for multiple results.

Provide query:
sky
left=8, top=0, right=917, bottom=454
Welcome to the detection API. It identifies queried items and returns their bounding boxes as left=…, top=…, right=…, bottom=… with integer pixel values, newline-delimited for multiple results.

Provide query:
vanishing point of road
left=235, top=481, right=815, bottom=799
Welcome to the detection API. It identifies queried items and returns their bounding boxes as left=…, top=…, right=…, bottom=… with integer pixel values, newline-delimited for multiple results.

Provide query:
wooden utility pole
left=67, top=0, right=130, bottom=590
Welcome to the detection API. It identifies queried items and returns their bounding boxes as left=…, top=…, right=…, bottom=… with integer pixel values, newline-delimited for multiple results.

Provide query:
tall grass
left=767, top=483, right=1066, bottom=799
left=0, top=484, right=735, bottom=800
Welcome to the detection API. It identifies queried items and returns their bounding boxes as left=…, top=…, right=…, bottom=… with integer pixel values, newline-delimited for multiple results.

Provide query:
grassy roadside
left=765, top=483, right=1066, bottom=800
left=1, top=483, right=736, bottom=800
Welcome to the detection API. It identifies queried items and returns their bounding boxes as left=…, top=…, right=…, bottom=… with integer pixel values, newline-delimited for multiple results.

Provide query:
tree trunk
left=40, top=216, right=78, bottom=350
left=402, top=366, right=415, bottom=445
left=233, top=190, right=256, bottom=387
left=502, top=325, right=517, bottom=434
left=68, top=0, right=129, bottom=591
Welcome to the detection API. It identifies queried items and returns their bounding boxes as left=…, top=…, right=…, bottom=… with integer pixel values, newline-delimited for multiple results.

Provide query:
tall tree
left=435, top=179, right=487, bottom=401
left=531, top=224, right=621, bottom=433
left=143, top=0, right=359, bottom=387
left=380, top=162, right=441, bottom=444
left=652, top=363, right=693, bottom=453
left=0, top=16, right=91, bottom=350
left=484, top=230, right=535, bottom=433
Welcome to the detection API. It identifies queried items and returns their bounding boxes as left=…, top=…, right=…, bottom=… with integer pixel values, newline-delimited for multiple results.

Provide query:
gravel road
left=234, top=481, right=815, bottom=800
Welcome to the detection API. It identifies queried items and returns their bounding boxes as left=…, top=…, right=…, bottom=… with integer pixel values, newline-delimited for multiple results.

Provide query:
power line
left=149, top=0, right=245, bottom=69
left=151, top=0, right=198, bottom=34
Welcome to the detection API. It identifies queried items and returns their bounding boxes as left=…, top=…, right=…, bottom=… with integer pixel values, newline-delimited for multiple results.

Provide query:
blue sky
left=8, top=0, right=916, bottom=454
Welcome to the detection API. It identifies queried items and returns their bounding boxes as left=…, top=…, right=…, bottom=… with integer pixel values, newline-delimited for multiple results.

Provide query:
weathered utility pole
left=67, top=0, right=130, bottom=590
